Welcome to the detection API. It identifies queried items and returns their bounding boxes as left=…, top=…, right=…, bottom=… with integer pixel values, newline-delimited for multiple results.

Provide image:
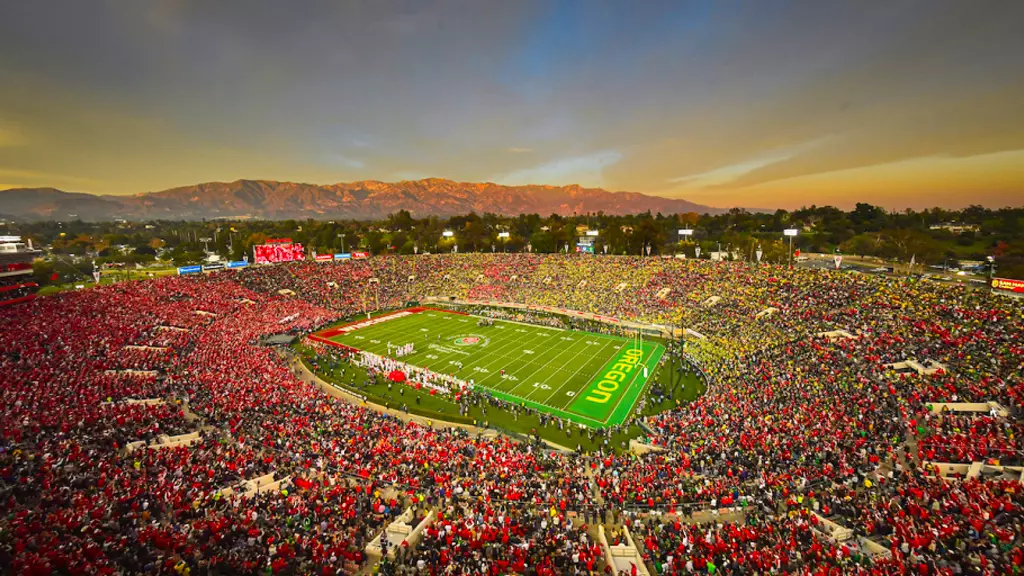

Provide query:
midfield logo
left=452, top=334, right=489, bottom=347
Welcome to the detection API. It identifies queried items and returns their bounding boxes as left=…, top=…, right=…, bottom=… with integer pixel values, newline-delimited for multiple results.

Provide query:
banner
left=315, top=254, right=333, bottom=262
left=352, top=251, right=369, bottom=259
left=226, top=260, right=249, bottom=269
left=177, top=265, right=202, bottom=275
left=992, top=277, right=1024, bottom=293
left=334, top=253, right=351, bottom=260
left=202, top=263, right=224, bottom=271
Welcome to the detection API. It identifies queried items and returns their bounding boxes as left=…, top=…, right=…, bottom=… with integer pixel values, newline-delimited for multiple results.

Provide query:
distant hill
left=0, top=178, right=732, bottom=221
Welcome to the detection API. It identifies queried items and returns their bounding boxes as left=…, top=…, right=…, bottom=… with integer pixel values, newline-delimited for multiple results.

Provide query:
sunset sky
left=1, top=1, right=1022, bottom=210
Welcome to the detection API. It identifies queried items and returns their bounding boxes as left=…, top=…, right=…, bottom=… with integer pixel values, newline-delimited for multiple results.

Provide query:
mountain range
left=0, top=178, right=730, bottom=221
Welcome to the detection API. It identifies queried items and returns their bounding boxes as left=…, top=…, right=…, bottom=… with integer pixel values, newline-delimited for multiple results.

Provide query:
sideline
left=287, top=351, right=576, bottom=454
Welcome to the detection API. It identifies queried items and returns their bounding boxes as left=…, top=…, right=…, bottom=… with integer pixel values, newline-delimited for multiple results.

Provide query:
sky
left=1, top=0, right=1023, bottom=210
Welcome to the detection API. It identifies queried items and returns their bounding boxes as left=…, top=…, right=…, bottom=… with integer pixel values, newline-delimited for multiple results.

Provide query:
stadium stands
left=1, top=254, right=1022, bottom=575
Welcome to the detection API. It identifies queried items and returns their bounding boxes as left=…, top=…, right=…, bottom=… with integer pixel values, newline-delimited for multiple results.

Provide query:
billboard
left=254, top=242, right=305, bottom=264
left=202, top=263, right=224, bottom=271
left=352, top=251, right=369, bottom=259
left=177, top=265, right=202, bottom=275
left=315, top=254, right=334, bottom=262
left=334, top=253, right=351, bottom=260
left=226, top=260, right=249, bottom=269
left=992, top=277, right=1024, bottom=293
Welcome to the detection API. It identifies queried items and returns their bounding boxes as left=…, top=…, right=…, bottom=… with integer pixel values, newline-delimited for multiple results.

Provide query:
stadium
left=2, top=250, right=1022, bottom=575
left=2, top=2, right=1024, bottom=573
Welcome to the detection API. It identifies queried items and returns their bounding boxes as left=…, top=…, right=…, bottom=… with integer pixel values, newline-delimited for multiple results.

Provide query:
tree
left=529, top=231, right=556, bottom=253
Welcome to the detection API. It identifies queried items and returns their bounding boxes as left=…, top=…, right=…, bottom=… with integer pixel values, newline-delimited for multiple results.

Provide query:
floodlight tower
left=678, top=229, right=694, bottom=259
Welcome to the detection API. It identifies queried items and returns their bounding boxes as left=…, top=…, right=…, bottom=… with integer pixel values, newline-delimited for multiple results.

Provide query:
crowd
left=0, top=253, right=1021, bottom=575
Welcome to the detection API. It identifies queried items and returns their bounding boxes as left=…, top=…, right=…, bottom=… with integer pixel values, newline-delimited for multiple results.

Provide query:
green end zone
left=310, top=307, right=664, bottom=428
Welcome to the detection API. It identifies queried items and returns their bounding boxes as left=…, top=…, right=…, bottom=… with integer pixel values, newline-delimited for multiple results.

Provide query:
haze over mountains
left=0, top=179, right=729, bottom=221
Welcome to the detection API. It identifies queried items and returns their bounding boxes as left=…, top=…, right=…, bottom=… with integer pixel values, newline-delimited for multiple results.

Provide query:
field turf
left=311, top=307, right=664, bottom=428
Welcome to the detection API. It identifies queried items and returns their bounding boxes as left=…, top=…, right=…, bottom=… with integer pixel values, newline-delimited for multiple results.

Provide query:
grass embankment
left=37, top=267, right=180, bottom=295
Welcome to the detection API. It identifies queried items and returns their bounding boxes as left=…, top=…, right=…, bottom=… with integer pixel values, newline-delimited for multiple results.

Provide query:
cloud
left=0, top=167, right=105, bottom=187
left=327, top=154, right=366, bottom=169
left=493, top=150, right=622, bottom=188
left=0, top=1, right=1021, bottom=208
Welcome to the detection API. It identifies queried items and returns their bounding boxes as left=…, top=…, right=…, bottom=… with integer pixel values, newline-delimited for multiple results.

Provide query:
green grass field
left=311, top=307, right=665, bottom=428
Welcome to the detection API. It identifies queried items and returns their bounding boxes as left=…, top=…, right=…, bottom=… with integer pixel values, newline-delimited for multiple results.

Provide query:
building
left=0, top=236, right=42, bottom=306
left=929, top=223, right=979, bottom=234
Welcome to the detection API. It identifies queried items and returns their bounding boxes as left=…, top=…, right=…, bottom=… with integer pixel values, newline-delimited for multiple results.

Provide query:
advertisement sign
left=177, top=265, right=202, bottom=275
left=992, top=277, right=1024, bottom=293
left=202, top=263, right=224, bottom=271
left=352, top=251, right=369, bottom=259
left=315, top=254, right=334, bottom=262
left=575, top=243, right=594, bottom=254
left=335, top=253, right=351, bottom=260
left=226, top=260, right=249, bottom=269
left=254, top=242, right=305, bottom=264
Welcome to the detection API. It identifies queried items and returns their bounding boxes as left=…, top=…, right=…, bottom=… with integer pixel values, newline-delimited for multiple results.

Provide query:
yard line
left=444, top=320, right=540, bottom=377
left=504, top=334, right=593, bottom=398
left=458, top=327, right=567, bottom=391
left=540, top=337, right=619, bottom=407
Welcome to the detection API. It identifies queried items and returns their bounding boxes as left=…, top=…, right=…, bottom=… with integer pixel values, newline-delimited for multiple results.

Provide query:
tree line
left=5, top=203, right=1022, bottom=283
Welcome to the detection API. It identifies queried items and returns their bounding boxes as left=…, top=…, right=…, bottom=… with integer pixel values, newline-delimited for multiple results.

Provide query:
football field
left=310, top=307, right=664, bottom=428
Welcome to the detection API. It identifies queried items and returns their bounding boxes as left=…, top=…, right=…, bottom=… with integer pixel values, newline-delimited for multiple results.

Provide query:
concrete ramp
left=600, top=526, right=650, bottom=576
left=816, top=329, right=855, bottom=341
left=812, top=512, right=853, bottom=542
left=366, top=508, right=435, bottom=559
left=922, top=461, right=972, bottom=478
left=702, top=296, right=722, bottom=307
left=755, top=307, right=779, bottom=319
left=927, top=402, right=1007, bottom=417
left=859, top=537, right=892, bottom=560
left=884, top=359, right=947, bottom=376
left=629, top=439, right=666, bottom=455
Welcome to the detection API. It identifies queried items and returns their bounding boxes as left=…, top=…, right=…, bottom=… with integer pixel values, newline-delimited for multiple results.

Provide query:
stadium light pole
left=678, top=229, right=693, bottom=259
left=498, top=231, right=510, bottom=253
left=442, top=230, right=455, bottom=254
left=336, top=233, right=345, bottom=253
left=784, top=229, right=799, bottom=268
